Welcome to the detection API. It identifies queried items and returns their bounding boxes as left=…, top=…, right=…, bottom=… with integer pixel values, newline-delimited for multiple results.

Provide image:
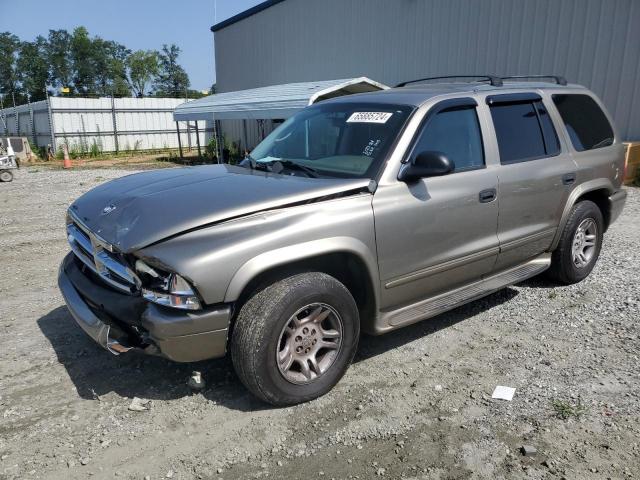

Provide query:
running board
left=382, top=253, right=551, bottom=328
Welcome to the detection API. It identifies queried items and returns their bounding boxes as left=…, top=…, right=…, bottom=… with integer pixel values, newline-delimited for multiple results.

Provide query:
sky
left=1, top=0, right=263, bottom=91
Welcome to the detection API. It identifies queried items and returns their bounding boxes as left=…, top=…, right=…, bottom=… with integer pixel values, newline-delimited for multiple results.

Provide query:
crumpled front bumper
left=58, top=253, right=231, bottom=362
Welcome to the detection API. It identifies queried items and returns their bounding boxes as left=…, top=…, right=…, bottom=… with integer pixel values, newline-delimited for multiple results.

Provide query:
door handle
left=479, top=188, right=497, bottom=203
left=562, top=173, right=576, bottom=185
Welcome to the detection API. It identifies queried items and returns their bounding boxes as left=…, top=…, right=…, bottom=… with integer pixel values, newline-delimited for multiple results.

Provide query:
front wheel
left=0, top=170, right=13, bottom=182
left=547, top=200, right=604, bottom=284
left=230, top=272, right=359, bottom=406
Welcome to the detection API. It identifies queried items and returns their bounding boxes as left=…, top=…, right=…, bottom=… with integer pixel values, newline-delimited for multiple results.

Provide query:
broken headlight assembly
left=136, top=259, right=202, bottom=310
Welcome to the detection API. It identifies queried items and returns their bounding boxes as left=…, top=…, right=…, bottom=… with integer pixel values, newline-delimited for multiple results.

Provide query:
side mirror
left=398, top=151, right=454, bottom=182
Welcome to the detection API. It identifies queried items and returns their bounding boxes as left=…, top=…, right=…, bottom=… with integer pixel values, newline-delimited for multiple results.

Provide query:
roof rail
left=395, top=75, right=503, bottom=88
left=501, top=75, right=568, bottom=86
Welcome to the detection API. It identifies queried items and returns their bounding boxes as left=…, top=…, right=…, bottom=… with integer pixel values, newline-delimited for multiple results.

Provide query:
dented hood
left=69, top=164, right=370, bottom=252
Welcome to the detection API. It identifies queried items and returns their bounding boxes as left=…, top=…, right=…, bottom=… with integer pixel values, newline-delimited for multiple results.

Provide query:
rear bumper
left=58, top=253, right=231, bottom=362
left=608, top=189, right=627, bottom=226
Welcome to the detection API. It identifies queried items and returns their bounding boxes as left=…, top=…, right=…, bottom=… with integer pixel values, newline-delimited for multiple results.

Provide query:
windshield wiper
left=253, top=159, right=319, bottom=178
left=244, top=156, right=320, bottom=178
left=273, top=160, right=320, bottom=178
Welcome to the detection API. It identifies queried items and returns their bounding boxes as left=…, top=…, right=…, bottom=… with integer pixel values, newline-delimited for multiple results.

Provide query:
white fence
left=0, top=97, right=207, bottom=153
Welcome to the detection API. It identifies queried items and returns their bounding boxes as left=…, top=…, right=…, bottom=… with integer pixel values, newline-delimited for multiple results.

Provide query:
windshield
left=248, top=102, right=414, bottom=179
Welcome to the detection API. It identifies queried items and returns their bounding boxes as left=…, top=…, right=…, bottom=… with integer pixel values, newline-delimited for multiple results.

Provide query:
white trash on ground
left=491, top=386, right=516, bottom=401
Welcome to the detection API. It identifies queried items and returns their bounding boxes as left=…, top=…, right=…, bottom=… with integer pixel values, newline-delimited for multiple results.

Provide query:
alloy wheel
left=276, top=303, right=343, bottom=384
left=572, top=218, right=598, bottom=268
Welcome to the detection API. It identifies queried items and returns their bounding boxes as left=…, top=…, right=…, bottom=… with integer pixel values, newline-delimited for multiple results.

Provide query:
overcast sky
left=2, top=0, right=264, bottom=90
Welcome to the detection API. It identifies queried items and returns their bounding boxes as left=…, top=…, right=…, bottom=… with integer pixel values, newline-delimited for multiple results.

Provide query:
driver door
left=373, top=98, right=500, bottom=312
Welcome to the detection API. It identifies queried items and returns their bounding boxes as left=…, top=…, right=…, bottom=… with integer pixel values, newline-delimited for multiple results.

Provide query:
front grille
left=66, top=213, right=140, bottom=294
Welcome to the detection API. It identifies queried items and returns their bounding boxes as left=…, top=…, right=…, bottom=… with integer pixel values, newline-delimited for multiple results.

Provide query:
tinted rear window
left=490, top=100, right=560, bottom=164
left=552, top=94, right=614, bottom=151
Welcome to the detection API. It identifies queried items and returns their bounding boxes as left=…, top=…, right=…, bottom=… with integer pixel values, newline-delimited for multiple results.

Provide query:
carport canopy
left=173, top=77, right=388, bottom=121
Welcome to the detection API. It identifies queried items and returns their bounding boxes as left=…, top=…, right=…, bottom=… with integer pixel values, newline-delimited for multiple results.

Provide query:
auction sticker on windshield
left=346, top=112, right=393, bottom=123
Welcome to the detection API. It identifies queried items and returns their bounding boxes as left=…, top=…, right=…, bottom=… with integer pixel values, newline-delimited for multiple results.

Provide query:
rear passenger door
left=488, top=93, right=577, bottom=271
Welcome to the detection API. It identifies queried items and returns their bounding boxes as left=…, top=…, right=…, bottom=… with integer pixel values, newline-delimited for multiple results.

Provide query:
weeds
left=89, top=140, right=102, bottom=158
left=552, top=399, right=587, bottom=420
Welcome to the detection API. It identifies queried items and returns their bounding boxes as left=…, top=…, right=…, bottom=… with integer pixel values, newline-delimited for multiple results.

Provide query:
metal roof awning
left=173, top=77, right=388, bottom=121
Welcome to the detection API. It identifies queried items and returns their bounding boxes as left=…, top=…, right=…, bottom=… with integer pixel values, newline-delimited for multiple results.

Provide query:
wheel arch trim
left=550, top=178, right=614, bottom=250
left=223, top=237, right=381, bottom=308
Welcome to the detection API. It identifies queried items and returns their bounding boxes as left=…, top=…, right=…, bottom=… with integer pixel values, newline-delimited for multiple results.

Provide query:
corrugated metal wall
left=0, top=97, right=205, bottom=152
left=214, top=0, right=640, bottom=140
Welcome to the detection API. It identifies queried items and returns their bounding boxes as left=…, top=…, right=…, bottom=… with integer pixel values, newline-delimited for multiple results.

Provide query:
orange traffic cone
left=62, top=144, right=72, bottom=169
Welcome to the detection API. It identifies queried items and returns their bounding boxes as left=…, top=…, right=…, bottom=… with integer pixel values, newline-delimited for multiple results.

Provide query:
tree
left=16, top=36, right=49, bottom=101
left=92, top=39, right=131, bottom=96
left=126, top=50, right=158, bottom=97
left=70, top=27, right=95, bottom=94
left=0, top=32, right=20, bottom=98
left=46, top=29, right=73, bottom=91
left=154, top=44, right=190, bottom=97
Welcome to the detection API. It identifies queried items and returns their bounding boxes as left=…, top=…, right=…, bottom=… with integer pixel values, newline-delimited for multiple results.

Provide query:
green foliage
left=46, top=29, right=73, bottom=90
left=70, top=27, right=94, bottom=94
left=552, top=399, right=586, bottom=420
left=89, top=140, right=102, bottom=158
left=16, top=37, right=49, bottom=101
left=126, top=50, right=159, bottom=97
left=225, top=138, right=241, bottom=164
left=0, top=32, right=20, bottom=99
left=3, top=27, right=192, bottom=101
left=204, top=137, right=218, bottom=159
left=27, top=139, right=43, bottom=159
left=153, top=44, right=190, bottom=97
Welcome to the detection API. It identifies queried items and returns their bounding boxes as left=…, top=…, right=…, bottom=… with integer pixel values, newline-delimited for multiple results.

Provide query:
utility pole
left=45, top=86, right=56, bottom=153
left=185, top=87, right=191, bottom=152
left=111, top=92, right=119, bottom=153
left=27, top=93, right=36, bottom=145
left=11, top=91, right=18, bottom=135
left=0, top=93, right=7, bottom=133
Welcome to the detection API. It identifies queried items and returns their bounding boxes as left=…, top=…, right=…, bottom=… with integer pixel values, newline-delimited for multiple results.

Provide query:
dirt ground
left=1, top=167, right=639, bottom=480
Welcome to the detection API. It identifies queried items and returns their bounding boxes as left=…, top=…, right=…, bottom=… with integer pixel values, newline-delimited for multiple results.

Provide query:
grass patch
left=552, top=399, right=587, bottom=420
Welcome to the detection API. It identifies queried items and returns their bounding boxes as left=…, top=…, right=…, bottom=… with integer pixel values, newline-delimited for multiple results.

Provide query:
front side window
left=411, top=106, right=485, bottom=171
left=552, top=94, right=614, bottom=151
left=490, top=100, right=560, bottom=164
left=249, top=102, right=414, bottom=178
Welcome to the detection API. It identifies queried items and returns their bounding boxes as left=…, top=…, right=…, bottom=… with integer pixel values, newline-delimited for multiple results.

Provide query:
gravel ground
left=1, top=167, right=639, bottom=480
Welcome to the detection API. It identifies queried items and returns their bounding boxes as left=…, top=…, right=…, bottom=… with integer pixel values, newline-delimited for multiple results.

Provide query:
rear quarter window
left=552, top=94, right=614, bottom=151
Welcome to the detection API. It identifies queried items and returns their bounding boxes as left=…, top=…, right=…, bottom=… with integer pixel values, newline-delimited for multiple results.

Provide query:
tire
left=230, top=272, right=359, bottom=406
left=0, top=170, right=13, bottom=182
left=547, top=200, right=604, bottom=284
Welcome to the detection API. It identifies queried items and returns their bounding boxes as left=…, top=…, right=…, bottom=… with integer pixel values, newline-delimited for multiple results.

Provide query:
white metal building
left=0, top=97, right=204, bottom=153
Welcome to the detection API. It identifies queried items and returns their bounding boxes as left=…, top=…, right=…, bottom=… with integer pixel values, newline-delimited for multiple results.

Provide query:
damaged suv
left=59, top=75, right=627, bottom=405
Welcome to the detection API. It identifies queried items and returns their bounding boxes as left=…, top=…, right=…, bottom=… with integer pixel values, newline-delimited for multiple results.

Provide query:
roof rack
left=395, top=75, right=504, bottom=88
left=501, top=75, right=568, bottom=86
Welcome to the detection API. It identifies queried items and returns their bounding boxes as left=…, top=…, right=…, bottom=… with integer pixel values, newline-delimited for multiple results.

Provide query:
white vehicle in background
left=0, top=140, right=18, bottom=182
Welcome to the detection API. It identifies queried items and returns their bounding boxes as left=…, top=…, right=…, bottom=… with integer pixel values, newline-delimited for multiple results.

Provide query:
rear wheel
left=547, top=200, right=603, bottom=284
left=230, top=272, right=359, bottom=406
left=0, top=170, right=13, bottom=182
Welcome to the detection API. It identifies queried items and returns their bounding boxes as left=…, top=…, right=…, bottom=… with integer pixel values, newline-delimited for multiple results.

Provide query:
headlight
left=136, top=260, right=202, bottom=310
